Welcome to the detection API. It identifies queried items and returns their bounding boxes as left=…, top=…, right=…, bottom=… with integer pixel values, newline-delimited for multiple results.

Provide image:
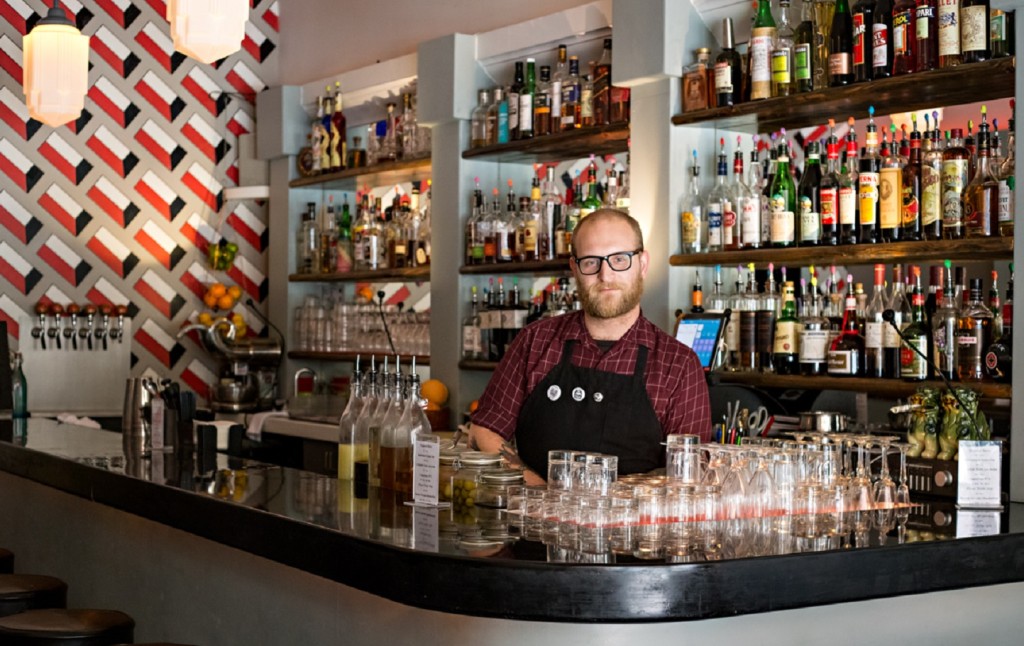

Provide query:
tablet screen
left=674, top=316, right=722, bottom=370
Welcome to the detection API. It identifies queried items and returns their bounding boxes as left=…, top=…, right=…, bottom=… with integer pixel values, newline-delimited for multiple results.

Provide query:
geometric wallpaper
left=0, top=0, right=278, bottom=400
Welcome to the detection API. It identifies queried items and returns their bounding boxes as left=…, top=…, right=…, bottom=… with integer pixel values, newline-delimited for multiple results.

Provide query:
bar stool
left=0, top=574, right=68, bottom=617
left=0, top=608, right=134, bottom=645
left=0, top=548, right=13, bottom=573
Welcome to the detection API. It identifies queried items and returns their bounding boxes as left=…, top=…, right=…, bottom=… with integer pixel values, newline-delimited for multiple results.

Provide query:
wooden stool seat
left=0, top=574, right=68, bottom=617
left=0, top=608, right=134, bottom=645
left=0, top=548, right=13, bottom=574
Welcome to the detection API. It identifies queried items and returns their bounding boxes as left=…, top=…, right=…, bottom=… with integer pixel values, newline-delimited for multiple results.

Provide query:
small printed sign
left=957, top=440, right=1003, bottom=509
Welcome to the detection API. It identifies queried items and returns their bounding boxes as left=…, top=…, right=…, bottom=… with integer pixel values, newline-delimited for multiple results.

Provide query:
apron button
left=572, top=387, right=586, bottom=402
left=547, top=385, right=562, bottom=401
left=593, top=392, right=604, bottom=403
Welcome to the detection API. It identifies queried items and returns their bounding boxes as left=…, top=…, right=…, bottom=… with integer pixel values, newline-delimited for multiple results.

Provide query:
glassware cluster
left=294, top=292, right=430, bottom=356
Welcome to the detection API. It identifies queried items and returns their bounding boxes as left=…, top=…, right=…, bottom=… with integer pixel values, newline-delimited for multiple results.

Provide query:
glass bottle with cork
left=900, top=265, right=929, bottom=381
left=957, top=276, right=994, bottom=381
left=827, top=276, right=866, bottom=376
left=774, top=280, right=802, bottom=374
left=750, top=0, right=778, bottom=100
left=964, top=105, right=998, bottom=237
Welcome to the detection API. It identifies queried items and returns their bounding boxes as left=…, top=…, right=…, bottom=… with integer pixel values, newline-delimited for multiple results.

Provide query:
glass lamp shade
left=167, top=0, right=248, bottom=64
left=22, top=23, right=89, bottom=127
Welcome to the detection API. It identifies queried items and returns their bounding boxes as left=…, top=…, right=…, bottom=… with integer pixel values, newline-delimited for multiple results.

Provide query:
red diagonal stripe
left=135, top=31, right=172, bottom=73
left=39, top=142, right=77, bottom=183
left=38, top=193, right=77, bottom=235
left=0, top=312, right=19, bottom=341
left=136, top=327, right=172, bottom=367
left=135, top=79, right=172, bottom=120
left=182, top=75, right=218, bottom=114
left=88, top=86, right=128, bottom=127
left=87, top=236, right=128, bottom=277
left=0, top=48, right=21, bottom=80
left=180, top=271, right=206, bottom=300
left=0, top=256, right=27, bottom=293
left=182, top=172, right=219, bottom=211
left=135, top=228, right=171, bottom=269
left=91, top=38, right=126, bottom=77
left=88, top=136, right=126, bottom=177
left=134, top=278, right=172, bottom=318
left=38, top=245, right=77, bottom=285
left=226, top=212, right=262, bottom=251
left=87, top=185, right=127, bottom=226
left=0, top=207, right=29, bottom=244
left=182, top=123, right=216, bottom=161
left=135, top=178, right=172, bottom=220
left=135, top=128, right=173, bottom=169
left=0, top=102, right=27, bottom=139
left=263, top=7, right=279, bottom=31
left=0, top=5, right=29, bottom=33
left=96, top=0, right=128, bottom=27
left=227, top=265, right=260, bottom=299
left=180, top=366, right=211, bottom=402
left=0, top=156, right=28, bottom=191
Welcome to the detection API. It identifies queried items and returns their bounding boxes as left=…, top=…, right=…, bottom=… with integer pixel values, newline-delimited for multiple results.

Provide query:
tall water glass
left=547, top=450, right=573, bottom=490
left=666, top=433, right=702, bottom=482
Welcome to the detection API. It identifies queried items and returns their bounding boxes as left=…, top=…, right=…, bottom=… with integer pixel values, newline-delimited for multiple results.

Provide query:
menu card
left=409, top=433, right=448, bottom=508
left=412, top=505, right=439, bottom=552
left=957, top=440, right=1003, bottom=509
left=956, top=509, right=1002, bottom=538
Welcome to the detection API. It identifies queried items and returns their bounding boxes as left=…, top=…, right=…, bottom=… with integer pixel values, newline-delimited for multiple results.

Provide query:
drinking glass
left=547, top=450, right=573, bottom=490
left=578, top=495, right=612, bottom=554
left=585, top=454, right=618, bottom=494
left=871, top=435, right=899, bottom=509
left=666, top=433, right=702, bottom=482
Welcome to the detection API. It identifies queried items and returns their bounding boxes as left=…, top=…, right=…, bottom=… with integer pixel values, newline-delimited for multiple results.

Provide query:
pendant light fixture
left=22, top=1, right=89, bottom=127
left=167, top=0, right=249, bottom=65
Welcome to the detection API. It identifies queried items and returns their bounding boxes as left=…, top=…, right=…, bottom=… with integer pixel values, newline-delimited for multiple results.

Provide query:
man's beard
left=579, top=275, right=644, bottom=319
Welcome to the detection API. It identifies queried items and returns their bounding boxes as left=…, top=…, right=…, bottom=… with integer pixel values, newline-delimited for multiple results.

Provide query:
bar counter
left=2, top=418, right=1024, bottom=644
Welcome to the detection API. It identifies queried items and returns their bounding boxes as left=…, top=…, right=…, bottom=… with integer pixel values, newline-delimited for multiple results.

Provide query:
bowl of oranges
left=203, top=282, right=243, bottom=311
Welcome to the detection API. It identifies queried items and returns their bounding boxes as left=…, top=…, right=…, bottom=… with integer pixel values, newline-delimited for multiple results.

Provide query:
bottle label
left=962, top=5, right=987, bottom=52
left=998, top=180, right=1013, bottom=222
left=828, top=350, right=856, bottom=375
left=770, top=195, right=794, bottom=244
left=879, top=167, right=902, bottom=229
left=550, top=80, right=562, bottom=118
left=795, top=44, right=812, bottom=81
left=524, top=221, right=538, bottom=252
left=800, top=329, right=829, bottom=362
left=750, top=29, right=776, bottom=97
left=519, top=93, right=533, bottom=131
left=741, top=198, right=760, bottom=244
left=722, top=200, right=736, bottom=247
left=916, top=6, right=934, bottom=41
left=681, top=210, right=701, bottom=245
left=893, top=10, right=913, bottom=57
left=939, top=0, right=961, bottom=56
left=902, top=183, right=920, bottom=227
left=839, top=186, right=857, bottom=226
left=992, top=12, right=1007, bottom=43
left=799, top=196, right=820, bottom=241
left=714, top=62, right=734, bottom=93
left=986, top=350, right=999, bottom=371
left=853, top=14, right=867, bottom=66
left=463, top=325, right=482, bottom=354
left=771, top=49, right=793, bottom=84
left=865, top=320, right=883, bottom=350
left=740, top=311, right=758, bottom=354
left=828, top=52, right=851, bottom=76
left=820, top=187, right=838, bottom=226
left=756, top=310, right=777, bottom=353
left=774, top=320, right=801, bottom=354
left=508, top=91, right=520, bottom=131
left=873, top=23, right=890, bottom=68
left=934, top=323, right=955, bottom=373
left=726, top=317, right=740, bottom=354
left=859, top=172, right=880, bottom=226
left=707, top=203, right=723, bottom=247
left=941, top=159, right=968, bottom=228
left=901, top=335, right=928, bottom=378
left=883, top=317, right=903, bottom=348
left=922, top=162, right=941, bottom=225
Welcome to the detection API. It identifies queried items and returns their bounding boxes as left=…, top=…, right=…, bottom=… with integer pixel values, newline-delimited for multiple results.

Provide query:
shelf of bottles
left=713, top=371, right=1011, bottom=400
left=462, top=122, right=630, bottom=164
left=459, top=258, right=570, bottom=276
left=671, top=237, right=1014, bottom=268
left=290, top=350, right=430, bottom=365
left=671, top=58, right=1015, bottom=134
left=289, top=265, right=431, bottom=283
left=289, top=156, right=433, bottom=191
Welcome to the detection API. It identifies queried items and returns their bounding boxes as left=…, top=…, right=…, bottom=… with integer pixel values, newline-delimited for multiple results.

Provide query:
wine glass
left=871, top=435, right=899, bottom=509
left=891, top=441, right=913, bottom=512
left=849, top=434, right=877, bottom=511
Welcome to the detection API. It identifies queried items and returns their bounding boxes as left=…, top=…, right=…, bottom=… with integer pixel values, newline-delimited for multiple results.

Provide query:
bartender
left=469, top=208, right=711, bottom=485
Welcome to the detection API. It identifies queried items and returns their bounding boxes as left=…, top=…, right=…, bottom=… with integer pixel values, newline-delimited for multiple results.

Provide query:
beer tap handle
left=115, top=304, right=128, bottom=343
left=98, top=304, right=112, bottom=351
left=83, top=304, right=96, bottom=351
left=49, top=303, right=64, bottom=350
left=33, top=302, right=47, bottom=350
left=67, top=303, right=80, bottom=350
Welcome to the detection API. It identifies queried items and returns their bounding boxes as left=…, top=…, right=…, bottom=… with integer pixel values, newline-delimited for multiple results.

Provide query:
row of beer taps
left=31, top=302, right=130, bottom=350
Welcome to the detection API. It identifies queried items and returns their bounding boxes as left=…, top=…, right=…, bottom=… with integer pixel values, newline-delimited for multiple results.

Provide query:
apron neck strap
left=633, top=345, right=649, bottom=378
left=559, top=339, right=577, bottom=365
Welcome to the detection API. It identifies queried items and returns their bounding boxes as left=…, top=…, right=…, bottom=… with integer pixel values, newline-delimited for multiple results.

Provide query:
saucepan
left=797, top=411, right=849, bottom=434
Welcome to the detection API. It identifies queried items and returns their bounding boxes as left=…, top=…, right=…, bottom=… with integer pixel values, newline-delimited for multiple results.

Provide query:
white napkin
left=246, top=410, right=288, bottom=442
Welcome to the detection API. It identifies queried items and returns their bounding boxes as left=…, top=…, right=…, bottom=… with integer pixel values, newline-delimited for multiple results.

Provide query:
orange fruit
left=227, top=285, right=243, bottom=300
left=197, top=313, right=214, bottom=326
left=208, top=283, right=227, bottom=298
left=425, top=401, right=441, bottom=411
left=216, top=294, right=235, bottom=311
left=468, top=399, right=480, bottom=413
left=203, top=293, right=219, bottom=309
left=421, top=379, right=448, bottom=406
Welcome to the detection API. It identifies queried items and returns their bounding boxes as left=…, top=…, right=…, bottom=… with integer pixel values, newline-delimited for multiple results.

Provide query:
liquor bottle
left=369, top=198, right=385, bottom=270
left=337, top=196, right=354, bottom=272
left=540, top=166, right=561, bottom=261
left=921, top=111, right=944, bottom=238
left=762, top=140, right=778, bottom=243
left=840, top=119, right=861, bottom=243
left=520, top=177, right=540, bottom=261
left=758, top=265, right=780, bottom=372
left=706, top=267, right=730, bottom=367
left=965, top=120, right=978, bottom=181
left=830, top=0, right=856, bottom=85
left=941, top=128, right=970, bottom=238
left=957, top=277, right=994, bottom=380
left=746, top=143, right=765, bottom=249
left=592, top=38, right=613, bottom=125
left=707, top=140, right=729, bottom=251
left=471, top=89, right=490, bottom=148
left=507, top=278, right=529, bottom=345
left=506, top=182, right=521, bottom=260
left=465, top=181, right=483, bottom=265
left=998, top=104, right=1015, bottom=236
left=795, top=0, right=816, bottom=92
left=770, top=134, right=798, bottom=247
left=798, top=140, right=823, bottom=245
left=683, top=47, right=712, bottom=110
left=852, top=0, right=875, bottom=81
left=462, top=286, right=484, bottom=359
left=773, top=280, right=802, bottom=374
left=900, top=265, right=929, bottom=380
left=989, top=269, right=1002, bottom=338
left=739, top=266, right=760, bottom=371
left=534, top=66, right=553, bottom=138
left=901, top=116, right=923, bottom=240
left=820, top=121, right=842, bottom=245
left=492, top=88, right=509, bottom=145
left=873, top=0, right=895, bottom=78
left=892, top=0, right=917, bottom=74
left=581, top=160, right=602, bottom=219
left=750, top=0, right=778, bottom=100
left=715, top=17, right=744, bottom=106
left=734, top=143, right=759, bottom=250
left=984, top=266, right=1012, bottom=381
left=519, top=59, right=536, bottom=140
left=880, top=126, right=904, bottom=242
left=800, top=278, right=831, bottom=375
left=773, top=0, right=797, bottom=96
left=562, top=56, right=581, bottom=132
left=691, top=274, right=705, bottom=314
left=580, top=74, right=595, bottom=128
left=331, top=83, right=347, bottom=171
left=964, top=107, right=998, bottom=238
left=508, top=61, right=524, bottom=140
left=938, top=0, right=962, bottom=66
left=680, top=150, right=705, bottom=253
left=828, top=276, right=866, bottom=376
left=815, top=0, right=838, bottom=89
left=565, top=171, right=583, bottom=254
left=915, top=0, right=939, bottom=71
left=616, top=166, right=631, bottom=211
left=932, top=261, right=959, bottom=380
left=859, top=107, right=882, bottom=243
left=885, top=264, right=911, bottom=377
left=298, top=202, right=319, bottom=274
left=551, top=45, right=567, bottom=128
left=337, top=364, right=366, bottom=481
left=960, top=0, right=990, bottom=63
left=416, top=182, right=432, bottom=266
left=864, top=264, right=887, bottom=377
left=990, top=8, right=1013, bottom=58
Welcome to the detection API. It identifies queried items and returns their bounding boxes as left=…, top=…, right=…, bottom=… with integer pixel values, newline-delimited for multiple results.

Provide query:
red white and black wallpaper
left=0, top=0, right=280, bottom=396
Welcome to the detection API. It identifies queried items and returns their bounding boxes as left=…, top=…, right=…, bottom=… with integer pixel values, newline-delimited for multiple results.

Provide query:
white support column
left=1009, top=14, right=1023, bottom=502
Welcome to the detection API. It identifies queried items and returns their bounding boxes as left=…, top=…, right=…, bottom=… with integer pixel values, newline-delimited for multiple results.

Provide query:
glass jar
left=438, top=449, right=464, bottom=501
left=450, top=451, right=501, bottom=512
left=476, top=468, right=526, bottom=508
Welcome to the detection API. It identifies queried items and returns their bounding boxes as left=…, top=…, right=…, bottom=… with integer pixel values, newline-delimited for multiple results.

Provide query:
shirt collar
left=569, top=309, right=655, bottom=353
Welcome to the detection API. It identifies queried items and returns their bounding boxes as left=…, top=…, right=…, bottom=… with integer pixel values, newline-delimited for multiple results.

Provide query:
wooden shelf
left=459, top=359, right=499, bottom=371
left=290, top=351, right=430, bottom=365
left=459, top=258, right=571, bottom=275
left=671, top=57, right=1016, bottom=133
left=289, top=265, right=430, bottom=283
left=461, top=123, right=630, bottom=163
left=669, top=237, right=1013, bottom=268
left=713, top=371, right=1012, bottom=399
left=289, top=157, right=431, bottom=190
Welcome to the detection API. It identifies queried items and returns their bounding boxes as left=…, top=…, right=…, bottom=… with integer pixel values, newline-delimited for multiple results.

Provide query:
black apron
left=515, top=339, right=663, bottom=478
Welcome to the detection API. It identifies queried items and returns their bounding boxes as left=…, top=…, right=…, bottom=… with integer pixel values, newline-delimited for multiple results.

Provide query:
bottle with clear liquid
left=800, top=284, right=831, bottom=375
left=680, top=151, right=704, bottom=253
left=932, top=264, right=959, bottom=381
left=338, top=364, right=366, bottom=480
left=884, top=265, right=911, bottom=378
left=298, top=202, right=319, bottom=274
left=11, top=352, right=27, bottom=419
left=957, top=278, right=994, bottom=381
left=773, top=0, right=797, bottom=96
left=471, top=89, right=490, bottom=148
left=352, top=358, right=381, bottom=483
left=738, top=267, right=760, bottom=371
left=368, top=359, right=401, bottom=488
left=731, top=145, right=754, bottom=250
left=757, top=266, right=780, bottom=372
left=864, top=264, right=887, bottom=377
left=540, top=166, right=561, bottom=260
left=706, top=140, right=730, bottom=251
left=998, top=111, right=1015, bottom=237
left=743, top=144, right=764, bottom=248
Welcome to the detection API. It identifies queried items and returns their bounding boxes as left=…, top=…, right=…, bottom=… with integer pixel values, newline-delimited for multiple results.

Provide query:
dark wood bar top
left=2, top=419, right=1023, bottom=623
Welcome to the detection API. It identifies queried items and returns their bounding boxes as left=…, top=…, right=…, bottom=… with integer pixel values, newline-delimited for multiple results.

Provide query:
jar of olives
left=476, top=469, right=526, bottom=508
left=449, top=451, right=501, bottom=511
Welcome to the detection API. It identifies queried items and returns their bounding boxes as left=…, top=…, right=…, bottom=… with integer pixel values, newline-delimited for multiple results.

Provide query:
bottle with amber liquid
left=859, top=107, right=882, bottom=244
left=938, top=0, right=962, bottom=67
left=964, top=106, right=998, bottom=237
left=852, top=0, right=875, bottom=82
left=901, top=116, right=923, bottom=240
left=828, top=277, right=866, bottom=376
left=960, top=0, right=990, bottom=63
left=892, top=0, right=917, bottom=74
left=915, top=0, right=939, bottom=71
left=957, top=277, right=994, bottom=381
left=879, top=126, right=904, bottom=242
left=984, top=267, right=1012, bottom=382
left=921, top=113, right=944, bottom=239
left=941, top=128, right=970, bottom=239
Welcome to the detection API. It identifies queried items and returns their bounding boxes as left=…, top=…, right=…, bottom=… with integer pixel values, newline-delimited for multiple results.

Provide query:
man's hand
left=468, top=423, right=545, bottom=486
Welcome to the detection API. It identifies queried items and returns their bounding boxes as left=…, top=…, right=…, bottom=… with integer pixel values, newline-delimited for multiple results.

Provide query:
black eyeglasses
left=572, top=250, right=643, bottom=275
